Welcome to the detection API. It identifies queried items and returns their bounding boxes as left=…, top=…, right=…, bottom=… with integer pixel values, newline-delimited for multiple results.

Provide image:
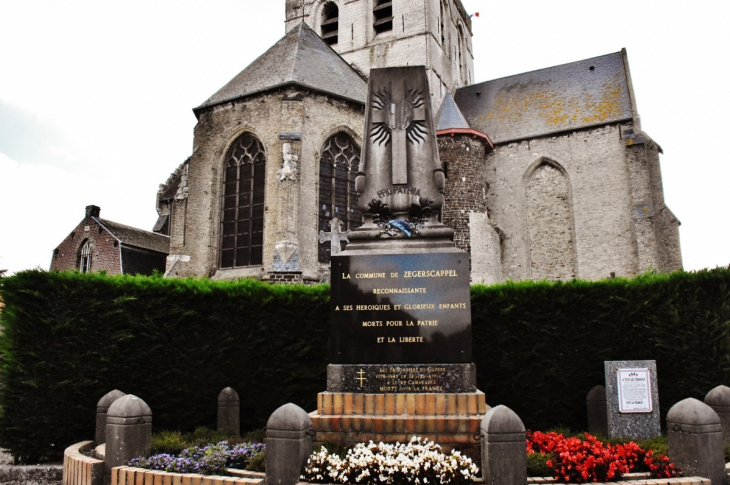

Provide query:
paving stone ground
left=0, top=449, right=62, bottom=485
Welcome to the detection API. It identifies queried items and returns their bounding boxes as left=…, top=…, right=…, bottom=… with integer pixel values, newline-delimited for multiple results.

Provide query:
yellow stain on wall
left=483, top=73, right=626, bottom=133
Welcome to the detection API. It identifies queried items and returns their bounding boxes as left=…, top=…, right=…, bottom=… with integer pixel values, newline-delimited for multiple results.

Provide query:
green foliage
left=151, top=427, right=250, bottom=455
left=527, top=451, right=554, bottom=477
left=634, top=437, right=668, bottom=458
left=472, top=269, right=730, bottom=431
left=245, top=451, right=266, bottom=472
left=0, top=271, right=329, bottom=462
left=1, top=268, right=730, bottom=462
left=151, top=430, right=186, bottom=455
left=241, top=428, right=265, bottom=444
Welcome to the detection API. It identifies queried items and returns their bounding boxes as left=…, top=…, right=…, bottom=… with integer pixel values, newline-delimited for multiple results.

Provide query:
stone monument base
left=327, top=364, right=477, bottom=393
left=310, top=391, right=489, bottom=460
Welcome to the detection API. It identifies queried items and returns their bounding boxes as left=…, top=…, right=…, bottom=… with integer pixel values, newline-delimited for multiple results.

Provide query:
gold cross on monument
left=356, top=369, right=367, bottom=388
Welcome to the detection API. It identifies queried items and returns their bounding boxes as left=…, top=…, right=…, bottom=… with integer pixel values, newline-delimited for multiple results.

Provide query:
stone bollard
left=95, top=390, right=126, bottom=444
left=104, top=395, right=152, bottom=474
left=265, top=403, right=313, bottom=485
left=480, top=405, right=526, bottom=485
left=217, top=387, right=240, bottom=436
left=705, top=385, right=730, bottom=444
left=586, top=385, right=607, bottom=437
left=667, top=398, right=726, bottom=485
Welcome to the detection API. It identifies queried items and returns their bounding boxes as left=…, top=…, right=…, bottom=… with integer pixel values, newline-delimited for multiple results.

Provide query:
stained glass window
left=220, top=134, right=266, bottom=268
left=318, top=134, right=362, bottom=263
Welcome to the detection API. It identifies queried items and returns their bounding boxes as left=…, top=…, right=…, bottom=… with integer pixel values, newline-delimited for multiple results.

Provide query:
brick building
left=51, top=206, right=169, bottom=276
left=154, top=0, right=681, bottom=283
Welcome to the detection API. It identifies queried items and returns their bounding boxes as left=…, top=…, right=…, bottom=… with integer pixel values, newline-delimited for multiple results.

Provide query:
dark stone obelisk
left=311, top=67, right=487, bottom=459
left=347, top=66, right=455, bottom=250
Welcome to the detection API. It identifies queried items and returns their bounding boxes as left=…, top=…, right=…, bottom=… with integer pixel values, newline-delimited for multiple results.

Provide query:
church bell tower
left=284, top=0, right=474, bottom=107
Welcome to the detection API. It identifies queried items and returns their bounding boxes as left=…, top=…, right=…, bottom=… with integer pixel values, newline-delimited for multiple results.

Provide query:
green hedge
left=1, top=268, right=729, bottom=461
left=0, top=271, right=330, bottom=461
left=471, top=269, right=730, bottom=431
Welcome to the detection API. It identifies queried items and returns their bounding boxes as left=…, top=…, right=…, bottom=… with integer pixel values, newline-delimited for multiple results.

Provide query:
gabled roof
left=454, top=51, right=635, bottom=144
left=94, top=218, right=170, bottom=254
left=195, top=22, right=367, bottom=113
left=436, top=93, right=471, bottom=131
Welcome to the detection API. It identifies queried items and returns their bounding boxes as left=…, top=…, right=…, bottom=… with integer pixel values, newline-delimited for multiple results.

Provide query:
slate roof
left=94, top=218, right=170, bottom=254
left=436, top=93, right=471, bottom=131
left=454, top=51, right=635, bottom=144
left=196, top=22, right=367, bottom=112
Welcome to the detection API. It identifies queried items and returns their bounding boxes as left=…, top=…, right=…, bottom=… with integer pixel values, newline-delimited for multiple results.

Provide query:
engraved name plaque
left=330, top=252, right=472, bottom=365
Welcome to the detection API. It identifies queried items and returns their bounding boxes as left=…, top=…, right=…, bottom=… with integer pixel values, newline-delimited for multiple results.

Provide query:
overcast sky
left=0, top=0, right=728, bottom=275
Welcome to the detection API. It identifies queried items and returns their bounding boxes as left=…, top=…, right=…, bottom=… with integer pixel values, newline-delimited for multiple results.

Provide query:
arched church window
left=321, top=2, right=339, bottom=45
left=220, top=133, right=266, bottom=269
left=373, top=0, right=393, bottom=34
left=318, top=134, right=362, bottom=263
left=79, top=240, right=91, bottom=273
left=525, top=160, right=577, bottom=281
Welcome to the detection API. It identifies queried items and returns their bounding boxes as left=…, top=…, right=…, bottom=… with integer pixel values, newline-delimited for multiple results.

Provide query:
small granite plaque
left=327, top=363, right=477, bottom=393
left=605, top=360, right=661, bottom=440
left=330, top=252, right=472, bottom=365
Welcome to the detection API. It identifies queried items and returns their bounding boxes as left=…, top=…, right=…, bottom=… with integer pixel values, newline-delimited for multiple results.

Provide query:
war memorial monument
left=309, top=66, right=488, bottom=455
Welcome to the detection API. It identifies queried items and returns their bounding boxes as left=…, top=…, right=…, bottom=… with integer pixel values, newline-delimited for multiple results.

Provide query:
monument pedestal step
left=311, top=391, right=489, bottom=457
left=316, top=391, right=487, bottom=416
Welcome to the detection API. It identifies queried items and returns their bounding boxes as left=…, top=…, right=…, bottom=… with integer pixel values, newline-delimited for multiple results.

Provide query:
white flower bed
left=302, top=437, right=478, bottom=484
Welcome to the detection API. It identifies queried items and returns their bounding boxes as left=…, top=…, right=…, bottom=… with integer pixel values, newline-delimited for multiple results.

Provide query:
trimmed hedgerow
left=1, top=268, right=729, bottom=462
left=472, top=269, right=730, bottom=431
left=0, top=271, right=329, bottom=462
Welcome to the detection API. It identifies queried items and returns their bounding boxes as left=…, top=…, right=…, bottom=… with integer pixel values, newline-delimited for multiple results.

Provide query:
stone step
left=313, top=430, right=482, bottom=448
left=316, top=391, right=487, bottom=416
left=310, top=412, right=484, bottom=435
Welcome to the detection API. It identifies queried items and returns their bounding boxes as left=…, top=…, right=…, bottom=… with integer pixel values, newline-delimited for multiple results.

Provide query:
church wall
left=168, top=89, right=364, bottom=281
left=341, top=34, right=428, bottom=79
left=486, top=123, right=641, bottom=281
left=625, top=142, right=659, bottom=273
left=169, top=94, right=283, bottom=278
left=656, top=204, right=683, bottom=273
left=51, top=218, right=122, bottom=275
left=524, top=162, right=577, bottom=280
left=438, top=134, right=488, bottom=255
left=289, top=94, right=364, bottom=282
left=169, top=199, right=186, bottom=248
left=469, top=212, right=504, bottom=285
left=642, top=140, right=682, bottom=272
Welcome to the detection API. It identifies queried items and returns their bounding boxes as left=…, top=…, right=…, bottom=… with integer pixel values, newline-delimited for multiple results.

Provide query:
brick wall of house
left=51, top=217, right=122, bottom=275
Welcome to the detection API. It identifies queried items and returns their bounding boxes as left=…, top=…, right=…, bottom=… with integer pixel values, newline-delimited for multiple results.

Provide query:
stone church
left=155, top=0, right=682, bottom=284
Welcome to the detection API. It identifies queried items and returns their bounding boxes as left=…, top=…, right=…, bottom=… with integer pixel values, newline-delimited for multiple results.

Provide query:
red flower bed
left=526, top=431, right=678, bottom=483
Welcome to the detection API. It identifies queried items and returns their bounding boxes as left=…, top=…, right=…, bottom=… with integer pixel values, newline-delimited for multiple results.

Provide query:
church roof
left=95, top=217, right=170, bottom=254
left=196, top=22, right=367, bottom=113
left=435, top=93, right=471, bottom=131
left=454, top=51, right=635, bottom=144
